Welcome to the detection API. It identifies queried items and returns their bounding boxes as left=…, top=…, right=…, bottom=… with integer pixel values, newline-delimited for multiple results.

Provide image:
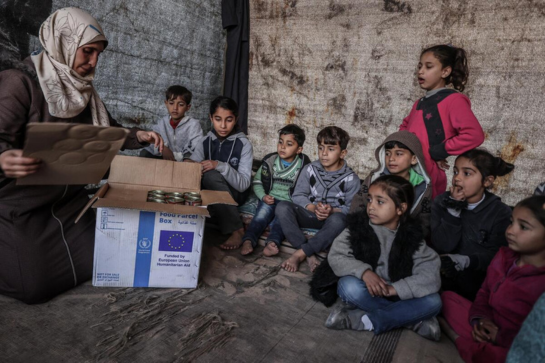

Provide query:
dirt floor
left=0, top=227, right=463, bottom=363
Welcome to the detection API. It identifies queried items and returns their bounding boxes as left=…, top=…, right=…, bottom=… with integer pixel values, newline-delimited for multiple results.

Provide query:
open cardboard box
left=77, top=155, right=236, bottom=220
left=78, top=155, right=236, bottom=288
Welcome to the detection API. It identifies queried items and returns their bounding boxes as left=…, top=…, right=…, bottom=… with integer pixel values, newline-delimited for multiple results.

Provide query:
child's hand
left=449, top=185, right=465, bottom=201
left=361, top=270, right=389, bottom=297
left=385, top=285, right=397, bottom=297
left=201, top=160, right=218, bottom=173
left=315, top=202, right=332, bottom=220
left=437, top=159, right=450, bottom=171
left=136, top=131, right=164, bottom=153
left=263, top=195, right=275, bottom=205
left=472, top=319, right=499, bottom=343
left=161, top=146, right=175, bottom=161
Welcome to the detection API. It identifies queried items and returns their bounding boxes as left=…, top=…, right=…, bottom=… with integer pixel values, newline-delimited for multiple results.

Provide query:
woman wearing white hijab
left=0, top=7, right=163, bottom=304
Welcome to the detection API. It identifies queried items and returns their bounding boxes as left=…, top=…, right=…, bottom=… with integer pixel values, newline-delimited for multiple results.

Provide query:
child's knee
left=275, top=201, right=292, bottom=216
left=424, top=293, right=443, bottom=313
left=338, top=276, right=366, bottom=301
left=201, top=170, right=224, bottom=186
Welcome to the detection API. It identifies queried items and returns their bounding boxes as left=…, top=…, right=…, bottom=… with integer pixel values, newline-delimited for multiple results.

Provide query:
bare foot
left=240, top=240, right=254, bottom=255
left=307, top=255, right=321, bottom=273
left=281, top=249, right=307, bottom=272
left=219, top=228, right=244, bottom=250
left=263, top=242, right=279, bottom=257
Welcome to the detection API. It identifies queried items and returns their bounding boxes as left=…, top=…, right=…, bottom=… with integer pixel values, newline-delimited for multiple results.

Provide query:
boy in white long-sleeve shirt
left=143, top=85, right=202, bottom=160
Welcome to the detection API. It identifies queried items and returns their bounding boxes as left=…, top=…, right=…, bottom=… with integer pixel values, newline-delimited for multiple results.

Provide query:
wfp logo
left=230, top=157, right=239, bottom=167
left=138, top=238, right=152, bottom=249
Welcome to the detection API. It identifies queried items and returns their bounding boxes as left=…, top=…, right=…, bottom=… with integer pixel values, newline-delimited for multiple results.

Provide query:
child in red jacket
left=440, top=195, right=545, bottom=363
left=400, top=45, right=485, bottom=198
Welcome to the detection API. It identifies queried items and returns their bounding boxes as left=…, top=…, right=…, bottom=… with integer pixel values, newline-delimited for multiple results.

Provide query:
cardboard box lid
left=18, top=123, right=128, bottom=185
left=108, top=155, right=201, bottom=190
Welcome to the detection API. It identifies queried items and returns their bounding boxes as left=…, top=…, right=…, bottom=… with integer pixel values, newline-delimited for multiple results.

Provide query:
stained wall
left=247, top=0, right=545, bottom=205
left=1, top=0, right=224, bottom=131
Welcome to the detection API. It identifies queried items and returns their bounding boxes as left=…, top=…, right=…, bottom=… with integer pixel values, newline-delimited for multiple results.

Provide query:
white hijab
left=31, top=7, right=110, bottom=126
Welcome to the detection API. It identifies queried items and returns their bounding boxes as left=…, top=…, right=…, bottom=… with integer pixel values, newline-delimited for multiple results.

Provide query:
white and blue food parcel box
left=77, top=155, right=236, bottom=288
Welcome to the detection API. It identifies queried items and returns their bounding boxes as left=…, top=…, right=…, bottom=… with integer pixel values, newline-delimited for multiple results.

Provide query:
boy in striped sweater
left=276, top=126, right=361, bottom=272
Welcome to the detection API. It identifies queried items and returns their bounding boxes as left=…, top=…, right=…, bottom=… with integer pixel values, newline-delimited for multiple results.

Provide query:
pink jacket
left=400, top=92, right=484, bottom=198
left=469, top=247, right=545, bottom=349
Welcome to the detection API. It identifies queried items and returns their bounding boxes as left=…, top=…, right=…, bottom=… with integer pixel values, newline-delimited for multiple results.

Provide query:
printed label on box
left=93, top=208, right=205, bottom=288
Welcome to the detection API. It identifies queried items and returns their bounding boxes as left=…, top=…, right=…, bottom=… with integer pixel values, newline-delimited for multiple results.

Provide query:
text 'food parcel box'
left=77, top=155, right=236, bottom=288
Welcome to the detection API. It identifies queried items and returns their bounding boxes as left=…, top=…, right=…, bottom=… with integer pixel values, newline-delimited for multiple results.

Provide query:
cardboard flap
left=18, top=123, right=128, bottom=185
left=75, top=183, right=109, bottom=223
left=109, top=155, right=201, bottom=190
left=93, top=198, right=210, bottom=217
left=201, top=190, right=237, bottom=206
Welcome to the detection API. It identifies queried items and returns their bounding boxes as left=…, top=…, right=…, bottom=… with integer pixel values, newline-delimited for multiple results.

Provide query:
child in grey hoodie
left=350, top=131, right=432, bottom=237
left=310, top=175, right=442, bottom=341
left=144, top=85, right=203, bottom=160
left=190, top=96, right=253, bottom=249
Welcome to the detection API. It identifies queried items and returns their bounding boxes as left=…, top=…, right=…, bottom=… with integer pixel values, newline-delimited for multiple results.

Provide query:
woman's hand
left=472, top=318, right=499, bottom=343
left=362, top=270, right=389, bottom=297
left=263, top=195, right=275, bottom=205
left=201, top=160, right=218, bottom=173
left=136, top=131, right=164, bottom=153
left=0, top=150, right=41, bottom=178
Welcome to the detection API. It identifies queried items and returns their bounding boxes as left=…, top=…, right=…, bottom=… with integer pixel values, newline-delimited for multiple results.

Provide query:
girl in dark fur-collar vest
left=309, top=175, right=442, bottom=341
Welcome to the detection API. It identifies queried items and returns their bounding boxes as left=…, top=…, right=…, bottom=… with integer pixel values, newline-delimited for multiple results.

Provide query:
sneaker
left=407, top=317, right=441, bottom=341
left=325, top=302, right=366, bottom=331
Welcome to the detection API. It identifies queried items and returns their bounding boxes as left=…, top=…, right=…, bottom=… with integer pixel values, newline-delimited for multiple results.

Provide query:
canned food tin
left=148, top=198, right=167, bottom=204
left=147, top=194, right=165, bottom=200
left=166, top=192, right=184, bottom=198
left=166, top=197, right=185, bottom=204
left=184, top=192, right=201, bottom=198
left=149, top=190, right=166, bottom=195
left=185, top=195, right=202, bottom=207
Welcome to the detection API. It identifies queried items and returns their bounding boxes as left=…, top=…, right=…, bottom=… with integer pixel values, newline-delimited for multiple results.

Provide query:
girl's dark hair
left=457, top=149, right=515, bottom=184
left=370, top=175, right=414, bottom=222
left=516, top=196, right=545, bottom=228
left=209, top=96, right=239, bottom=118
left=421, top=44, right=469, bottom=92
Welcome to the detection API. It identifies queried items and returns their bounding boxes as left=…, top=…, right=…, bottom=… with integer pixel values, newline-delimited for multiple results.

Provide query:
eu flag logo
left=158, top=231, right=194, bottom=252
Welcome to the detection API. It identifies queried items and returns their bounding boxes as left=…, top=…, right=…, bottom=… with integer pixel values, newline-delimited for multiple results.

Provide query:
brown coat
left=0, top=59, right=145, bottom=303
left=349, top=131, right=432, bottom=237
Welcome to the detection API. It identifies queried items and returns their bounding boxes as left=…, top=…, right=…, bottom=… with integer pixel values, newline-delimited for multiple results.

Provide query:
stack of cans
left=147, top=190, right=167, bottom=203
left=147, top=190, right=202, bottom=206
left=184, top=192, right=202, bottom=206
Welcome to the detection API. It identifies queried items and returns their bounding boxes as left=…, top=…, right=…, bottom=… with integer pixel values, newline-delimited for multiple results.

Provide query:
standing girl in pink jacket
left=400, top=45, right=485, bottom=198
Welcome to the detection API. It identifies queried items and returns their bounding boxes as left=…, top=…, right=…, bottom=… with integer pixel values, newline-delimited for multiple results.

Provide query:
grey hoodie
left=190, top=130, right=253, bottom=193
left=350, top=130, right=432, bottom=236
left=145, top=115, right=203, bottom=160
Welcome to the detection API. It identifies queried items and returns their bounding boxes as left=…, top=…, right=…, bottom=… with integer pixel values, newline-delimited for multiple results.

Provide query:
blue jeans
left=337, top=276, right=442, bottom=335
left=242, top=200, right=285, bottom=248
